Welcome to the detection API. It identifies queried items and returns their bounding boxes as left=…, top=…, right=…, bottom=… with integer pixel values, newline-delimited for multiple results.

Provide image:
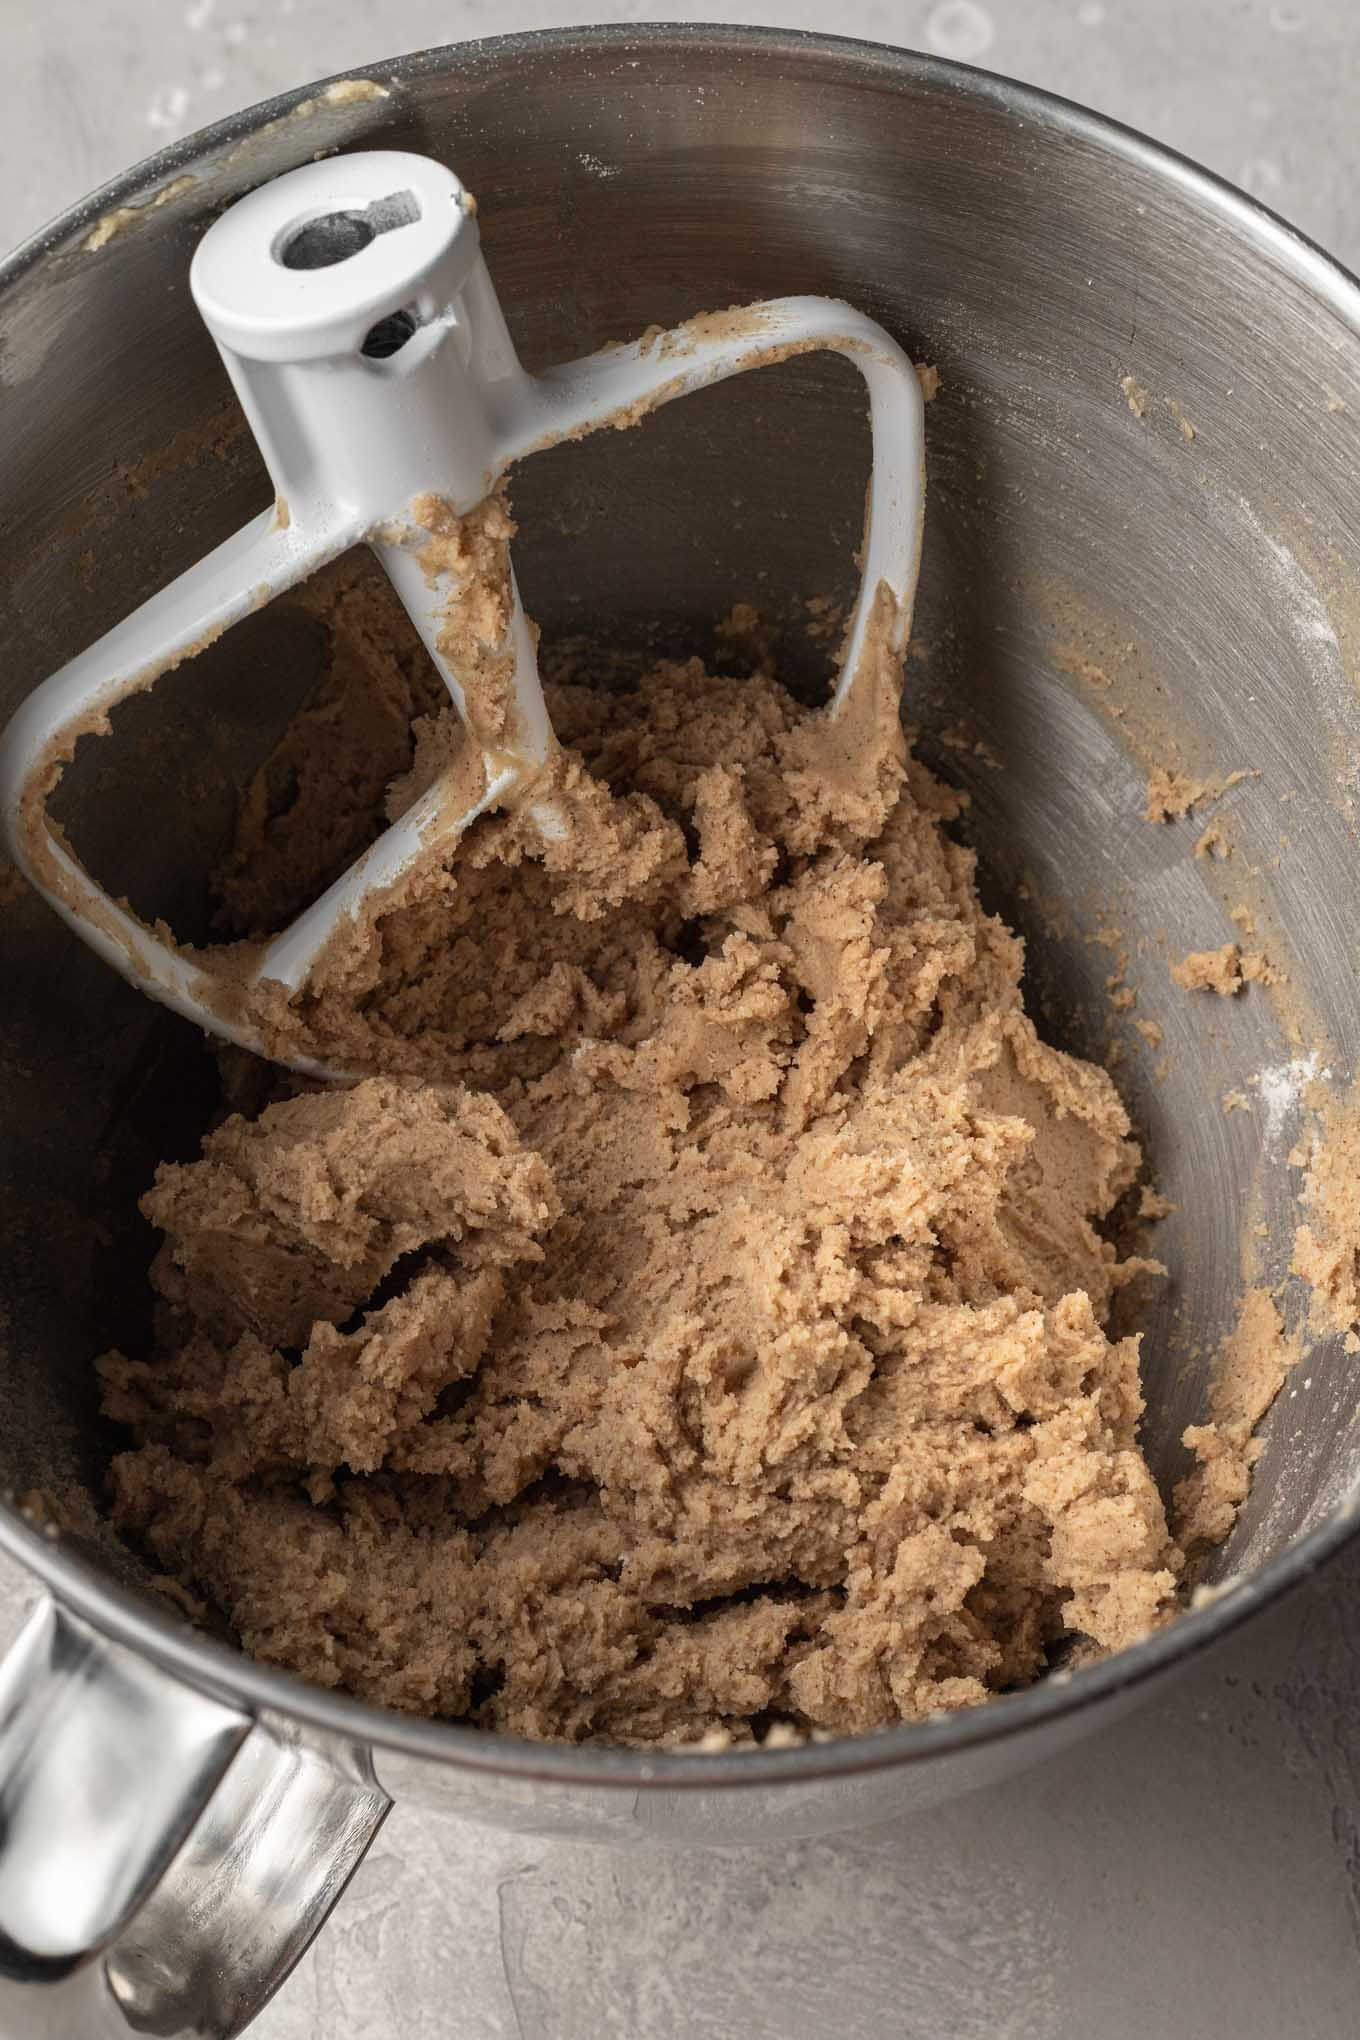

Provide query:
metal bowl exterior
left=1, top=23, right=1359, bottom=1853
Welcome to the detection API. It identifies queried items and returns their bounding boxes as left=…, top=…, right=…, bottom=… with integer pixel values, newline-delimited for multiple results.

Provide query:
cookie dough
left=1171, top=943, right=1277, bottom=997
left=101, top=552, right=1182, bottom=1745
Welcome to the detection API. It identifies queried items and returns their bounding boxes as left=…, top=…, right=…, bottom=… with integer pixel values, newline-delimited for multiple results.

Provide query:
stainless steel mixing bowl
left=2, top=25, right=1359, bottom=2037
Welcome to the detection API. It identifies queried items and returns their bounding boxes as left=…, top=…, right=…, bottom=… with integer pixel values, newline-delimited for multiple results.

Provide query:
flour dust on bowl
left=1, top=26, right=1360, bottom=2040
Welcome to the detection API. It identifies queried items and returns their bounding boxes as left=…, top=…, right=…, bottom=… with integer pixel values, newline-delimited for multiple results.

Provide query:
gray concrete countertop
left=2, top=4, right=1358, bottom=2035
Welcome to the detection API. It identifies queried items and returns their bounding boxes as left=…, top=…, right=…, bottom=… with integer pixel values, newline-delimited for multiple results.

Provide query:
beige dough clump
left=101, top=554, right=1182, bottom=1746
left=1170, top=943, right=1277, bottom=997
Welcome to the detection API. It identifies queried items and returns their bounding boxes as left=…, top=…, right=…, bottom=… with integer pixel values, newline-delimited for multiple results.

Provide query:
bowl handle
left=0, top=1596, right=389, bottom=2037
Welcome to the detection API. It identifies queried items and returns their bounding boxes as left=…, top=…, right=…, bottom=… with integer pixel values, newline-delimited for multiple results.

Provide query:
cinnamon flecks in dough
left=103, top=624, right=1184, bottom=1745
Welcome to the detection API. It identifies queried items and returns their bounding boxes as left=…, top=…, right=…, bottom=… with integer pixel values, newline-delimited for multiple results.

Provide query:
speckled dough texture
left=102, top=551, right=1183, bottom=1746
